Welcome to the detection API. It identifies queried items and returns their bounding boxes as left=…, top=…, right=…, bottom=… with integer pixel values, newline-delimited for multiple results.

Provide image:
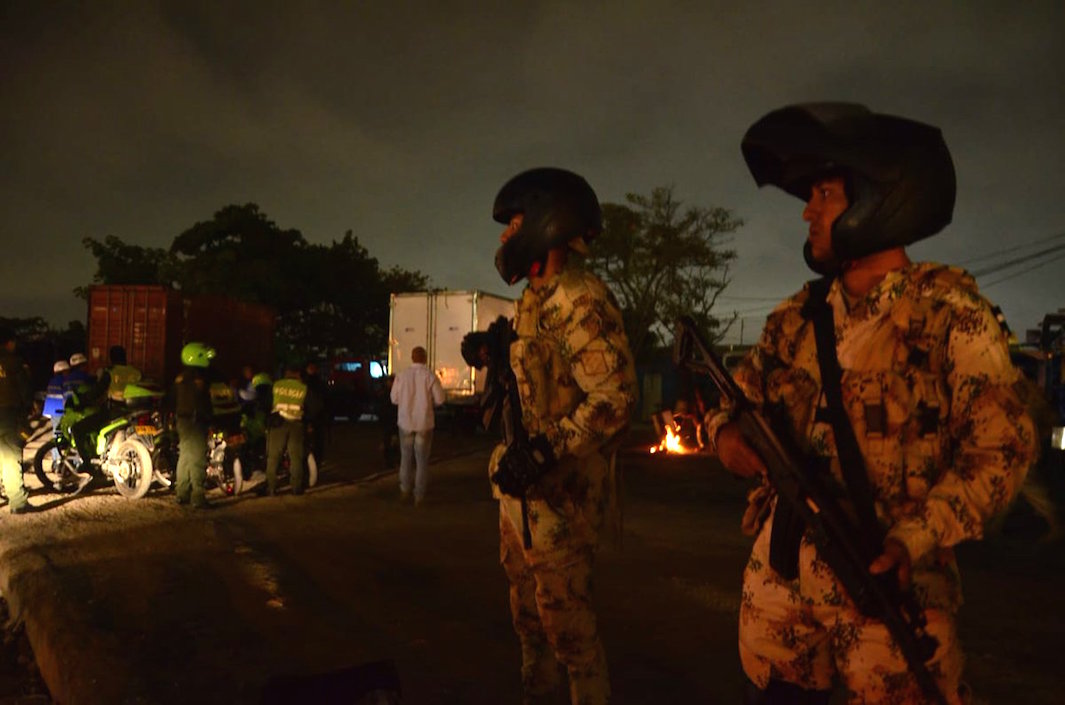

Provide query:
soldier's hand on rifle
left=869, top=538, right=913, bottom=589
left=715, top=422, right=766, bottom=478
left=492, top=435, right=556, bottom=497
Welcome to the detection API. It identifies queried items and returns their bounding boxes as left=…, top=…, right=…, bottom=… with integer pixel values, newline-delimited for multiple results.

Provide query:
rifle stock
left=674, top=316, right=947, bottom=705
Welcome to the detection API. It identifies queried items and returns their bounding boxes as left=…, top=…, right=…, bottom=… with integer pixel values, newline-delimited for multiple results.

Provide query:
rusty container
left=87, top=285, right=275, bottom=386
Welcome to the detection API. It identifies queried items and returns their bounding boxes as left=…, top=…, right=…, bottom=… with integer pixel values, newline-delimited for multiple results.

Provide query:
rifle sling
left=806, top=276, right=884, bottom=553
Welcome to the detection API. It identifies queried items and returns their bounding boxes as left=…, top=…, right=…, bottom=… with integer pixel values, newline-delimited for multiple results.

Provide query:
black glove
left=492, top=435, right=556, bottom=498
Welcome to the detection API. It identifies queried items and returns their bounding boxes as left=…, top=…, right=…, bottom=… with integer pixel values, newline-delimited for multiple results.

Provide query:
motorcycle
left=238, top=413, right=319, bottom=492
left=34, top=383, right=174, bottom=499
left=205, top=419, right=246, bottom=497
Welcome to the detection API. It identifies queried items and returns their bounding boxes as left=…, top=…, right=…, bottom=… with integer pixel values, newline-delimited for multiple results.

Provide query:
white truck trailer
left=388, top=290, right=515, bottom=404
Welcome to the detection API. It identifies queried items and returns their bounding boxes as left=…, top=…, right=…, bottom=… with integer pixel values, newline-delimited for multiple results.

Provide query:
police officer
left=42, top=360, right=70, bottom=429
left=709, top=103, right=1036, bottom=703
left=303, top=361, right=329, bottom=465
left=64, top=353, right=94, bottom=398
left=265, top=363, right=308, bottom=496
left=172, top=342, right=215, bottom=508
left=0, top=327, right=33, bottom=514
left=482, top=168, right=637, bottom=704
left=104, top=345, right=141, bottom=406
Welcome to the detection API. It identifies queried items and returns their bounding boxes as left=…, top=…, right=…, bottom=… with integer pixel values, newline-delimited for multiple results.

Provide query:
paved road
left=0, top=422, right=1060, bottom=704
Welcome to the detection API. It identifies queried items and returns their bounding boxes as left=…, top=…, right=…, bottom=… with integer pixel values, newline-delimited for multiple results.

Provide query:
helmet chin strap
left=803, top=240, right=841, bottom=276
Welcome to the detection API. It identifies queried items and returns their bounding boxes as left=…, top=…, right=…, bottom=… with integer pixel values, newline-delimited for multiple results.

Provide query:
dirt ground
left=0, top=420, right=1061, bottom=704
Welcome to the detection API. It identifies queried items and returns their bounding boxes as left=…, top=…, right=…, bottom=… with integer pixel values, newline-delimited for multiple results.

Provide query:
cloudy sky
left=2, top=1, right=1063, bottom=345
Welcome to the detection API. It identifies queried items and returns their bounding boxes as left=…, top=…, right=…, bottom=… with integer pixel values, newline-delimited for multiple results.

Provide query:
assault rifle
left=673, top=316, right=948, bottom=705
left=462, top=316, right=538, bottom=548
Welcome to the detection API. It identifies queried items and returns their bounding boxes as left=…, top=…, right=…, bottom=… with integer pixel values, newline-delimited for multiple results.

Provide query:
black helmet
left=741, top=102, right=956, bottom=274
left=492, top=167, right=602, bottom=285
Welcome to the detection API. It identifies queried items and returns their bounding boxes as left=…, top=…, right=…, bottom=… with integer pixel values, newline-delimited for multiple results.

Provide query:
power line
left=971, top=242, right=1065, bottom=277
left=959, top=231, right=1065, bottom=266
left=981, top=249, right=1065, bottom=288
left=718, top=294, right=790, bottom=302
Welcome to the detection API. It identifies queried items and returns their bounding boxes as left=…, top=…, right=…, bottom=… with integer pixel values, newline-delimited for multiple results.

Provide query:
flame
left=649, top=423, right=697, bottom=455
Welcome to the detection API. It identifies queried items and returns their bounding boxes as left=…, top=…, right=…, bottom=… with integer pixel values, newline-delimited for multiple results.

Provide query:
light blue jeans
left=398, top=428, right=433, bottom=500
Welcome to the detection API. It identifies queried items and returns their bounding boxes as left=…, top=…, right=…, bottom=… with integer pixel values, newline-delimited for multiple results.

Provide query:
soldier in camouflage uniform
left=485, top=168, right=636, bottom=705
left=708, top=104, right=1036, bottom=704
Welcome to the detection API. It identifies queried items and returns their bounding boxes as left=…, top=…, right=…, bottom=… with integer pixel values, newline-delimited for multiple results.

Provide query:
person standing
left=303, top=360, right=329, bottom=465
left=708, top=103, right=1036, bottom=703
left=172, top=342, right=215, bottom=509
left=477, top=167, right=636, bottom=705
left=389, top=346, right=444, bottom=505
left=0, top=327, right=34, bottom=514
left=266, top=363, right=308, bottom=496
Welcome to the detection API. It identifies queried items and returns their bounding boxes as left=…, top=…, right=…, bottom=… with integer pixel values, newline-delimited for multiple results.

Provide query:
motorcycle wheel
left=33, top=439, right=84, bottom=493
left=111, top=439, right=154, bottom=500
left=306, top=452, right=318, bottom=488
left=224, top=457, right=243, bottom=496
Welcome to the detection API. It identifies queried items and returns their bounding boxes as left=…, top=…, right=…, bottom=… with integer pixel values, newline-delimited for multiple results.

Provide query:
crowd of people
left=3, top=338, right=334, bottom=512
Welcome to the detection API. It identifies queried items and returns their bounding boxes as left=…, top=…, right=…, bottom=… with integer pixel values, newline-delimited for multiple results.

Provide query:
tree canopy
left=81, top=203, right=428, bottom=363
left=584, top=185, right=740, bottom=361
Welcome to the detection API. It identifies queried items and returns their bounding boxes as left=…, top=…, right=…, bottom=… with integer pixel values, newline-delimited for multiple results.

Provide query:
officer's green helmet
left=251, top=372, right=273, bottom=387
left=181, top=342, right=216, bottom=368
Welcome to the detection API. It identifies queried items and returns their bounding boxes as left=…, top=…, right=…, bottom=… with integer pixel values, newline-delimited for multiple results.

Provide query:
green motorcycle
left=34, top=383, right=175, bottom=499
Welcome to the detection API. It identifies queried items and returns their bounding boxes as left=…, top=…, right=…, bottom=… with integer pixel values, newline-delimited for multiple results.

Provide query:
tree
left=76, top=236, right=174, bottom=297
left=584, top=185, right=741, bottom=362
left=81, top=204, right=429, bottom=365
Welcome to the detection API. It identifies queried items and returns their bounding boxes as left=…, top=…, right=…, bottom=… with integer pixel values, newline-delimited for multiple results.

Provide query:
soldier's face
left=500, top=213, right=523, bottom=244
left=802, top=177, right=848, bottom=264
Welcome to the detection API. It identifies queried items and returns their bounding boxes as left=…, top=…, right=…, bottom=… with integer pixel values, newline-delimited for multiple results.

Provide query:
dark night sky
left=2, top=1, right=1063, bottom=344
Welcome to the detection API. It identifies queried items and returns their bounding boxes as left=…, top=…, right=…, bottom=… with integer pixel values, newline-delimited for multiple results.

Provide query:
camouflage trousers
left=500, top=503, right=609, bottom=705
left=739, top=518, right=965, bottom=704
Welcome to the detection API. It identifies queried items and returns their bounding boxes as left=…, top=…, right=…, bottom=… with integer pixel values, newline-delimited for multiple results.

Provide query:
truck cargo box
left=87, top=285, right=275, bottom=385
left=388, top=290, right=514, bottom=403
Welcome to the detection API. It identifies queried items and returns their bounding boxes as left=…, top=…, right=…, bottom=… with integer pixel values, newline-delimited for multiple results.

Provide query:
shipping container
left=87, top=285, right=275, bottom=385
left=87, top=285, right=182, bottom=384
left=184, top=294, right=276, bottom=382
left=388, top=290, right=514, bottom=403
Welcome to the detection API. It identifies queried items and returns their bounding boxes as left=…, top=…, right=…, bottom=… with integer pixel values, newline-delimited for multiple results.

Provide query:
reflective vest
left=210, top=382, right=241, bottom=418
left=108, top=364, right=142, bottom=402
left=272, top=378, right=307, bottom=421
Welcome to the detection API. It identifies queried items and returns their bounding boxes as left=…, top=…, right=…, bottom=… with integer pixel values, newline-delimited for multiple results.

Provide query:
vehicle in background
left=326, top=355, right=388, bottom=420
left=1013, top=312, right=1065, bottom=452
left=388, top=290, right=514, bottom=406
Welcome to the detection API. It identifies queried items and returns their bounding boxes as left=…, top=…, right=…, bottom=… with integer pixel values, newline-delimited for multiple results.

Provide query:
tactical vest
left=210, top=382, right=241, bottom=418
left=108, top=364, right=142, bottom=402
left=272, top=378, right=307, bottom=421
left=174, top=369, right=211, bottom=421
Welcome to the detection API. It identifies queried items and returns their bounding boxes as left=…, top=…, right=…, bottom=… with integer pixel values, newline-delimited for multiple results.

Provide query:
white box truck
left=388, top=290, right=515, bottom=404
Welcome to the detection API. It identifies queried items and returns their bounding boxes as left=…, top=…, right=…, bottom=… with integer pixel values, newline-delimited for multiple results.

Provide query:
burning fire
left=649, top=424, right=697, bottom=455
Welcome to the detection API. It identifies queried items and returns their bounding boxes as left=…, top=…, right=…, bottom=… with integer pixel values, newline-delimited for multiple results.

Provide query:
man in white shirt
left=389, top=346, right=446, bottom=505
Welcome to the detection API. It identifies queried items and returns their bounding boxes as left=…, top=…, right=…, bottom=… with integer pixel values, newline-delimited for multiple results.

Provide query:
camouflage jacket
left=495, top=263, right=636, bottom=534
left=707, top=263, right=1035, bottom=593
left=511, top=263, right=636, bottom=460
